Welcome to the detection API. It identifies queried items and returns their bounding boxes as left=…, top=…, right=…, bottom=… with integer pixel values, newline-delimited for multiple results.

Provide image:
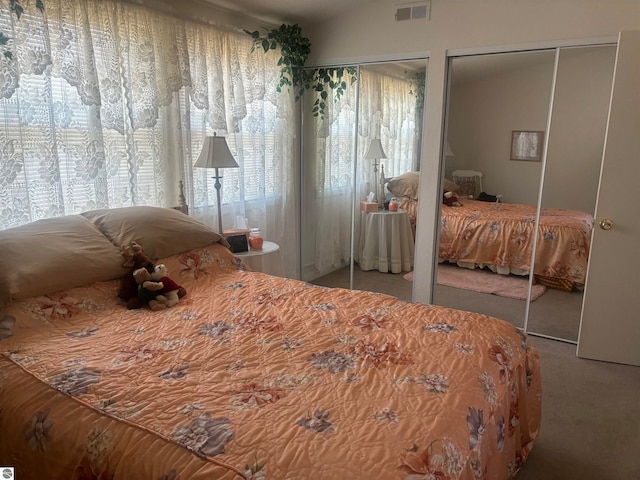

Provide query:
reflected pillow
left=387, top=172, right=460, bottom=200
left=387, top=172, right=420, bottom=199
left=444, top=178, right=460, bottom=193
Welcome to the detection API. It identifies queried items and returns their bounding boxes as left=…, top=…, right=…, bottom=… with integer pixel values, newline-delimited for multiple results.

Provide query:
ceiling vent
left=395, top=1, right=431, bottom=21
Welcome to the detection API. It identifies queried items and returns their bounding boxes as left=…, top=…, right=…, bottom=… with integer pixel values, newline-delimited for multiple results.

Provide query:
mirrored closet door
left=302, top=59, right=428, bottom=302
left=435, top=50, right=556, bottom=330
left=525, top=44, right=616, bottom=342
left=300, top=65, right=359, bottom=289
left=435, top=44, right=616, bottom=340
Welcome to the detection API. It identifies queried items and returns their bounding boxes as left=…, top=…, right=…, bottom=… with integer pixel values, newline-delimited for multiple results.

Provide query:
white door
left=577, top=31, right=640, bottom=366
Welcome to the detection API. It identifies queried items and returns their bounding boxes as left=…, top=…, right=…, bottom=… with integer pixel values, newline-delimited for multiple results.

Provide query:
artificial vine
left=245, top=24, right=311, bottom=100
left=410, top=70, right=426, bottom=135
left=1, top=0, right=45, bottom=59
left=304, top=66, right=358, bottom=118
left=245, top=23, right=357, bottom=118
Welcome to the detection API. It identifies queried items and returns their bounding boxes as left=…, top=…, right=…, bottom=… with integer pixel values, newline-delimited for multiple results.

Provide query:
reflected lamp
left=364, top=138, right=388, bottom=208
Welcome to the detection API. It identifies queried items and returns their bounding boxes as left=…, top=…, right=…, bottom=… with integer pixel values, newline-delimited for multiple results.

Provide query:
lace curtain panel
left=358, top=67, right=421, bottom=179
left=0, top=0, right=297, bottom=277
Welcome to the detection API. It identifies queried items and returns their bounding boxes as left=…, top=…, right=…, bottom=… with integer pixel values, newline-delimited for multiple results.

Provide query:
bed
left=0, top=206, right=541, bottom=479
left=389, top=173, right=593, bottom=290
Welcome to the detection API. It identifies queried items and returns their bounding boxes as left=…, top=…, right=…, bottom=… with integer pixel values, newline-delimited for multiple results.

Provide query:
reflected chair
left=452, top=170, right=501, bottom=202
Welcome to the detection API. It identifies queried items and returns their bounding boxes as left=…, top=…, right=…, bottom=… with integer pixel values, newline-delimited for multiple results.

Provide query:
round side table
left=233, top=240, right=279, bottom=257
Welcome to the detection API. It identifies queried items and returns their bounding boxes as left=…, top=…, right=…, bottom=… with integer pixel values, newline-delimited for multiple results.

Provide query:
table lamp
left=194, top=134, right=239, bottom=234
left=364, top=138, right=387, bottom=208
left=446, top=141, right=454, bottom=157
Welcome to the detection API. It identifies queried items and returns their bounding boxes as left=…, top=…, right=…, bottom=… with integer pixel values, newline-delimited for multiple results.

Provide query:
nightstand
left=233, top=240, right=279, bottom=257
left=233, top=241, right=281, bottom=274
left=357, top=211, right=414, bottom=273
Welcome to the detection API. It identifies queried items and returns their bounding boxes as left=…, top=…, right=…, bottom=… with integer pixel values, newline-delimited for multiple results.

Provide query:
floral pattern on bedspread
left=0, top=243, right=541, bottom=480
left=438, top=200, right=593, bottom=284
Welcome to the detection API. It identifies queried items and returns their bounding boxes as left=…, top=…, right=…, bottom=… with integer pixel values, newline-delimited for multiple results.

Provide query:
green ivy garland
left=1, top=0, right=45, bottom=59
left=245, top=24, right=311, bottom=100
left=245, top=23, right=357, bottom=118
left=304, top=66, right=358, bottom=118
left=410, top=69, right=426, bottom=135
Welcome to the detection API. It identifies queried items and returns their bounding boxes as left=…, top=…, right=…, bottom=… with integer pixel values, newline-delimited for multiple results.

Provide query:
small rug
left=403, top=264, right=546, bottom=301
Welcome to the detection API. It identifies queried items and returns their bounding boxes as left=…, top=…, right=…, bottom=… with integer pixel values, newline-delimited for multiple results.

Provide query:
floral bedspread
left=397, top=197, right=592, bottom=286
left=0, top=243, right=541, bottom=479
left=439, top=200, right=593, bottom=284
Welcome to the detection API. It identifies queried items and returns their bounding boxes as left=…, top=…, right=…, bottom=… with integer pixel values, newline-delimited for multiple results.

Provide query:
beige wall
left=306, top=0, right=638, bottom=66
left=542, top=45, right=617, bottom=213
left=446, top=45, right=616, bottom=211
left=447, top=52, right=555, bottom=206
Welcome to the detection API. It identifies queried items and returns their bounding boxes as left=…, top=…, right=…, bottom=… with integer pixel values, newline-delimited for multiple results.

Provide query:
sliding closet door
left=577, top=31, right=640, bottom=366
left=436, top=51, right=555, bottom=329
left=352, top=60, right=427, bottom=298
left=306, top=59, right=428, bottom=299
left=300, top=66, right=359, bottom=285
left=525, top=44, right=616, bottom=343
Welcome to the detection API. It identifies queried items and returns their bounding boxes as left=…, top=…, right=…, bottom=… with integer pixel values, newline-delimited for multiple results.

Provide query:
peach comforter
left=0, top=243, right=541, bottom=479
left=401, top=197, right=593, bottom=287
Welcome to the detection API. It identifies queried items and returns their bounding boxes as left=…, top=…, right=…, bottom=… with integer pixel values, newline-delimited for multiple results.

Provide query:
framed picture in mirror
left=511, top=130, right=544, bottom=161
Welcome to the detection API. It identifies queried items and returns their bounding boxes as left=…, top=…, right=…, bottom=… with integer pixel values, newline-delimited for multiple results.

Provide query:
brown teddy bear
left=119, top=242, right=155, bottom=309
left=133, top=267, right=167, bottom=311
left=443, top=190, right=462, bottom=207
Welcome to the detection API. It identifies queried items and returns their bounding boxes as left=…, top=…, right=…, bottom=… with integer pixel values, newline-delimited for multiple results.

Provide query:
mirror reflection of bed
left=431, top=45, right=616, bottom=342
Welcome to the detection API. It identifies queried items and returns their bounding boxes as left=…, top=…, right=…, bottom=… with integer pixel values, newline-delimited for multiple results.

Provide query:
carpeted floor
left=311, top=266, right=640, bottom=479
left=312, top=265, right=582, bottom=340
left=517, top=337, right=640, bottom=480
left=404, top=264, right=547, bottom=301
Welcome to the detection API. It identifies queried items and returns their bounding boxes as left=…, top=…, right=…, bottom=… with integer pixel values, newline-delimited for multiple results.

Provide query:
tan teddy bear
left=150, top=264, right=184, bottom=307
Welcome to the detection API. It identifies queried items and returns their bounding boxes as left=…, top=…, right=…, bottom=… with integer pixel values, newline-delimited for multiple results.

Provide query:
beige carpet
left=404, top=264, right=547, bottom=301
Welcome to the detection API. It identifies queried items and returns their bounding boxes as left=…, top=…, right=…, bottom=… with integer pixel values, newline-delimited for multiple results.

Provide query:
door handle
left=599, top=218, right=614, bottom=230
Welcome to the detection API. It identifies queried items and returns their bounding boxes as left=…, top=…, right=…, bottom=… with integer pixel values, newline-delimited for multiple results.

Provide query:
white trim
left=526, top=331, right=578, bottom=346
left=523, top=47, right=560, bottom=335
left=308, top=36, right=617, bottom=68
left=308, top=51, right=431, bottom=69
left=446, top=35, right=618, bottom=58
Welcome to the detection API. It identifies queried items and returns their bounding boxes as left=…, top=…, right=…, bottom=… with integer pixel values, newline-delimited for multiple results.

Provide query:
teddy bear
left=150, top=263, right=184, bottom=307
left=133, top=267, right=167, bottom=311
left=443, top=190, right=462, bottom=207
left=119, top=242, right=155, bottom=309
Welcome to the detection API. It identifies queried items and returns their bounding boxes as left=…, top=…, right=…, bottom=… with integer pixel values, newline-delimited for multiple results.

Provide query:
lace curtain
left=0, top=0, right=297, bottom=277
left=358, top=67, right=421, bottom=180
left=305, top=67, right=421, bottom=278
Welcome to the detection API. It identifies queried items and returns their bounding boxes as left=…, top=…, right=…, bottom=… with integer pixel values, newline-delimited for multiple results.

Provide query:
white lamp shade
left=445, top=141, right=454, bottom=157
left=195, top=135, right=239, bottom=169
left=364, top=138, right=387, bottom=159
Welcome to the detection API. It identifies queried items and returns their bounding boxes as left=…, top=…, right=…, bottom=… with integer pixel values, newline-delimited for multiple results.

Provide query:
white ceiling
left=199, top=0, right=560, bottom=82
left=201, top=0, right=373, bottom=25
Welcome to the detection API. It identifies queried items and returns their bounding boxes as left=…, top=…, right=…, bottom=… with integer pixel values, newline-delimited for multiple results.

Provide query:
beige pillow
left=387, top=172, right=460, bottom=200
left=0, top=215, right=130, bottom=303
left=81, top=206, right=228, bottom=260
left=444, top=178, right=460, bottom=193
left=387, top=172, right=420, bottom=200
